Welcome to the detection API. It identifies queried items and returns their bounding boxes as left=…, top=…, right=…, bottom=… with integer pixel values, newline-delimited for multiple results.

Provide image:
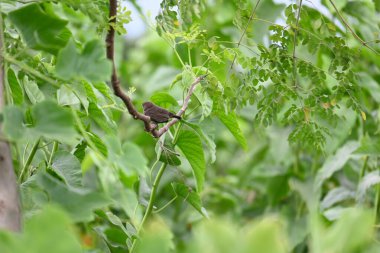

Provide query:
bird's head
left=142, top=102, right=154, bottom=110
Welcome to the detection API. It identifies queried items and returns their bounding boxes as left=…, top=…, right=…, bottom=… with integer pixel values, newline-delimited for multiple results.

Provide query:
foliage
left=0, top=0, right=380, bottom=252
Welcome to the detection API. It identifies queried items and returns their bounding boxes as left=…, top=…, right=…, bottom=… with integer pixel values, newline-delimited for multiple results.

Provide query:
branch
left=106, top=0, right=205, bottom=138
left=0, top=12, right=21, bottom=232
left=155, top=75, right=206, bottom=137
left=292, top=0, right=303, bottom=89
left=229, top=0, right=261, bottom=72
left=328, top=0, right=379, bottom=55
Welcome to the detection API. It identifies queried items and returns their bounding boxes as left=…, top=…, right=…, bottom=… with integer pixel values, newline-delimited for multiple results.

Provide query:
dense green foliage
left=0, top=0, right=380, bottom=252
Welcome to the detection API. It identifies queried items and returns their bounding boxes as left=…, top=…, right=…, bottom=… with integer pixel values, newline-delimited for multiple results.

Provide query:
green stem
left=358, top=156, right=369, bottom=183
left=153, top=196, right=178, bottom=214
left=19, top=138, right=40, bottom=183
left=130, top=163, right=168, bottom=253
left=47, top=141, right=58, bottom=167
left=3, top=55, right=59, bottom=87
left=130, top=124, right=182, bottom=253
left=187, top=45, right=192, bottom=67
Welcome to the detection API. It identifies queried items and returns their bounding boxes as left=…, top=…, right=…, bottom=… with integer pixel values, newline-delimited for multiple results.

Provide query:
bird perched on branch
left=142, top=102, right=181, bottom=123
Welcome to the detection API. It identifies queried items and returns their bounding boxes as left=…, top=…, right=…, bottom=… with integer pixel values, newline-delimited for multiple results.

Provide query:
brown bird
left=142, top=102, right=181, bottom=123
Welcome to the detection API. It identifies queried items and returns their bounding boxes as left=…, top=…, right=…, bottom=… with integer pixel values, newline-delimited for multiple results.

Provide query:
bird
left=142, top=102, right=181, bottom=123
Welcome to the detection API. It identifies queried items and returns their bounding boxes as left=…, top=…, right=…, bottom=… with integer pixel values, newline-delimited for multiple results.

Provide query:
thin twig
left=229, top=0, right=261, bottom=72
left=106, top=0, right=204, bottom=138
left=328, top=0, right=379, bottom=55
left=130, top=162, right=168, bottom=253
left=155, top=75, right=207, bottom=137
left=292, top=0, right=303, bottom=89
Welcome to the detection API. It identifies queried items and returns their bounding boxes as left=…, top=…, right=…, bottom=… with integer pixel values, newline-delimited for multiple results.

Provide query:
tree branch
left=0, top=11, right=21, bottom=232
left=229, top=0, right=261, bottom=72
left=106, top=0, right=205, bottom=138
left=328, top=0, right=379, bottom=55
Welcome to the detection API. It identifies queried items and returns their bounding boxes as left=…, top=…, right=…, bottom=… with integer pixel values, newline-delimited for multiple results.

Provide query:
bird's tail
left=171, top=115, right=181, bottom=120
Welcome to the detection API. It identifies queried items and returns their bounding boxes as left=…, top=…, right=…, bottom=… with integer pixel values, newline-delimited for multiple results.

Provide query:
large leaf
left=8, top=3, right=70, bottom=54
left=56, top=39, right=112, bottom=82
left=150, top=92, right=179, bottom=108
left=51, top=151, right=82, bottom=189
left=216, top=111, right=247, bottom=150
left=121, top=142, right=149, bottom=173
left=31, top=101, right=77, bottom=143
left=176, top=130, right=206, bottom=192
left=35, top=172, right=111, bottom=222
left=315, top=141, right=359, bottom=187
left=183, top=121, right=216, bottom=163
left=0, top=206, right=82, bottom=253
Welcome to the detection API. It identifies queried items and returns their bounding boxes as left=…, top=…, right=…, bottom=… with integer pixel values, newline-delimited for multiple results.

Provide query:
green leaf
left=216, top=111, right=247, bottom=150
left=183, top=121, right=216, bottom=163
left=56, top=39, right=112, bottom=82
left=35, top=172, right=111, bottom=222
left=31, top=101, right=77, bottom=143
left=51, top=151, right=82, bottom=189
left=87, top=131, right=108, bottom=157
left=88, top=102, right=117, bottom=134
left=150, top=92, right=179, bottom=107
left=105, top=211, right=131, bottom=238
left=321, top=187, right=355, bottom=210
left=315, top=141, right=359, bottom=187
left=356, top=171, right=380, bottom=202
left=121, top=142, right=148, bottom=173
left=354, top=135, right=380, bottom=155
left=156, top=141, right=181, bottom=166
left=136, top=218, right=173, bottom=253
left=193, top=87, right=213, bottom=120
left=321, top=208, right=374, bottom=253
left=93, top=82, right=115, bottom=102
left=244, top=218, right=288, bottom=253
left=7, top=68, right=24, bottom=105
left=176, top=130, right=206, bottom=192
left=70, top=83, right=90, bottom=113
left=159, top=148, right=181, bottom=166
left=57, top=85, right=80, bottom=106
left=8, top=3, right=70, bottom=54
left=0, top=205, right=82, bottom=253
left=172, top=183, right=208, bottom=217
left=2, top=105, right=25, bottom=141
left=22, top=76, right=45, bottom=104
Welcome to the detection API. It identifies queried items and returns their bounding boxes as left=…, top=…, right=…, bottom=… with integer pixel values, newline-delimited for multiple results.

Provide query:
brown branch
left=106, top=0, right=204, bottom=138
left=155, top=75, right=206, bottom=137
left=0, top=12, right=21, bottom=232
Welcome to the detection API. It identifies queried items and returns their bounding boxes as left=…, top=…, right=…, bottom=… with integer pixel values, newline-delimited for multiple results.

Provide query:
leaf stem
left=153, top=196, right=178, bottom=214
left=18, top=138, right=40, bottom=183
left=47, top=141, right=58, bottom=167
